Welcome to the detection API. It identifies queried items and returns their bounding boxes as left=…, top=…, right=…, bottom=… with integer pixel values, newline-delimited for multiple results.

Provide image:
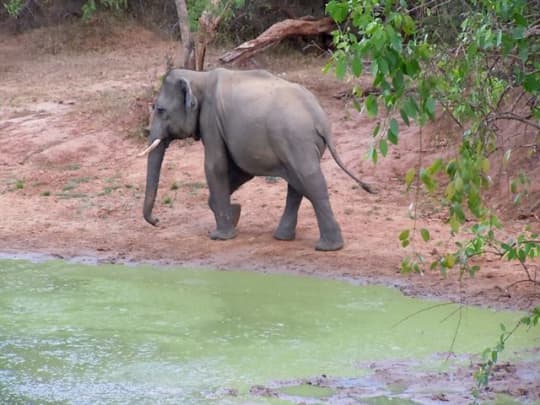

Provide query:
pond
left=0, top=259, right=538, bottom=404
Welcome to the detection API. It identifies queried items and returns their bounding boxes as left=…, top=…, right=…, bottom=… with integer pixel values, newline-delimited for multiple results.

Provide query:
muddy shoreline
left=0, top=247, right=534, bottom=313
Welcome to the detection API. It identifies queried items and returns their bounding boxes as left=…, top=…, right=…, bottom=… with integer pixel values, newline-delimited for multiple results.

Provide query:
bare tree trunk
left=174, top=0, right=196, bottom=70
left=219, top=16, right=336, bottom=65
left=173, top=0, right=231, bottom=71
left=196, top=0, right=232, bottom=71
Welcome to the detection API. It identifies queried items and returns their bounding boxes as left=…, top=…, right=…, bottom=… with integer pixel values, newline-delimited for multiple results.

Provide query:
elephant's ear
left=178, top=78, right=198, bottom=111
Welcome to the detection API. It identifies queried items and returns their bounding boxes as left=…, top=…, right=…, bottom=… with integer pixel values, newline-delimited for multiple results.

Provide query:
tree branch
left=486, top=112, right=540, bottom=130
left=219, top=17, right=336, bottom=65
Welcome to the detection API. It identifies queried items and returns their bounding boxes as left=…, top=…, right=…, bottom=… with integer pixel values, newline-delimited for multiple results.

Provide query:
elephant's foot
left=273, top=217, right=297, bottom=241
left=210, top=204, right=241, bottom=240
left=273, top=228, right=296, bottom=241
left=315, top=236, right=344, bottom=251
left=210, top=228, right=237, bottom=240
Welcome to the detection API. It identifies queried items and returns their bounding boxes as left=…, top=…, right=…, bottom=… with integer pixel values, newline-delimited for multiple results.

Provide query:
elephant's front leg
left=204, top=144, right=237, bottom=240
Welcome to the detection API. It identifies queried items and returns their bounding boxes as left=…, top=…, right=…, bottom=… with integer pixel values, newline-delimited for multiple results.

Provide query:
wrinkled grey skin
left=143, top=68, right=373, bottom=251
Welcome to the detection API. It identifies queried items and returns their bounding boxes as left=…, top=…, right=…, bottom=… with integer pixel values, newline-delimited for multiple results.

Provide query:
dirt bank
left=0, top=23, right=538, bottom=313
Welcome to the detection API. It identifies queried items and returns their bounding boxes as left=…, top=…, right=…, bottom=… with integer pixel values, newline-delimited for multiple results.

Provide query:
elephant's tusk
left=137, top=139, right=161, bottom=157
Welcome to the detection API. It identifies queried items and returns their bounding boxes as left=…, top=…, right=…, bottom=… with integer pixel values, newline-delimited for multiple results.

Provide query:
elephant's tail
left=318, top=127, right=375, bottom=194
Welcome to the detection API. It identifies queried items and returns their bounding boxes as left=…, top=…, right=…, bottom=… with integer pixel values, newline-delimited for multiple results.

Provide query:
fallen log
left=219, top=16, right=335, bottom=65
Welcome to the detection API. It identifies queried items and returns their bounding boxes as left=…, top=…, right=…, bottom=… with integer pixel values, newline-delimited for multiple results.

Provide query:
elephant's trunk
left=143, top=141, right=166, bottom=226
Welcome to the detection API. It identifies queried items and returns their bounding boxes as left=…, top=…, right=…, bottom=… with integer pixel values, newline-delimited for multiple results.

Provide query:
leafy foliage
left=82, top=0, right=127, bottom=20
left=474, top=307, right=540, bottom=395
left=179, top=0, right=245, bottom=31
left=326, top=0, right=539, bottom=393
left=3, top=0, right=23, bottom=16
left=326, top=0, right=539, bottom=276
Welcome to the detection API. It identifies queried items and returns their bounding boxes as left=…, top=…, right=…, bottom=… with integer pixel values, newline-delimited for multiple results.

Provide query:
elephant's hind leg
left=288, top=167, right=344, bottom=251
left=311, top=196, right=344, bottom=251
left=274, top=184, right=302, bottom=241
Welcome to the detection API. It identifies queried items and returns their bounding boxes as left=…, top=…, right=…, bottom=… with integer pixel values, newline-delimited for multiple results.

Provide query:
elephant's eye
left=155, top=106, right=166, bottom=115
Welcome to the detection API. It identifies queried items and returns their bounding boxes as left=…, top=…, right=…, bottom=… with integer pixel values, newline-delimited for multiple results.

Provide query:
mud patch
left=248, top=352, right=540, bottom=404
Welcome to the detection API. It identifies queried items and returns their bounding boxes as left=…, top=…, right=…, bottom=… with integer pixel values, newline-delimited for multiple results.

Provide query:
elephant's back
left=214, top=70, right=329, bottom=176
left=218, top=70, right=328, bottom=129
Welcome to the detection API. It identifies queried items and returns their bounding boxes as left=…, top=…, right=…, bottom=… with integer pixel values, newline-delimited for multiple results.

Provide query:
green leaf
left=391, top=70, right=404, bottom=93
left=468, top=187, right=483, bottom=217
left=481, top=347, right=491, bottom=361
left=368, top=145, right=378, bottom=164
left=512, top=25, right=526, bottom=40
left=420, top=169, right=436, bottom=192
left=399, top=229, right=410, bottom=241
left=424, top=96, right=436, bottom=119
left=365, top=94, right=378, bottom=117
left=366, top=21, right=379, bottom=35
left=518, top=41, right=529, bottom=63
left=420, top=228, right=430, bottom=242
left=427, top=158, right=443, bottom=175
left=405, top=168, right=416, bottom=189
left=510, top=179, right=518, bottom=193
left=443, top=254, right=456, bottom=269
left=452, top=203, right=466, bottom=222
left=388, top=118, right=399, bottom=144
left=454, top=176, right=464, bottom=193
left=400, top=257, right=413, bottom=273
left=400, top=108, right=410, bottom=126
left=389, top=29, right=402, bottom=52
left=403, top=97, right=418, bottom=120
left=402, top=15, right=416, bottom=35
left=375, top=56, right=389, bottom=75
left=446, top=182, right=455, bottom=200
left=379, top=138, right=388, bottom=157
left=322, top=61, right=332, bottom=74
left=335, top=54, right=347, bottom=80
left=351, top=56, right=363, bottom=77
left=326, top=1, right=348, bottom=23
left=405, top=58, right=420, bottom=76
left=523, top=73, right=540, bottom=92
left=449, top=214, right=460, bottom=233
left=372, top=122, right=381, bottom=137
left=371, top=59, right=379, bottom=77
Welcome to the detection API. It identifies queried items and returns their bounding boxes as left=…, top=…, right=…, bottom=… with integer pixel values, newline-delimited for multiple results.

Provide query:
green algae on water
left=0, top=259, right=538, bottom=403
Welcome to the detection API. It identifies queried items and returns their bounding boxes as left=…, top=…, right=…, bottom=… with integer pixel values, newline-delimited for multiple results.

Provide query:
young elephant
left=139, top=68, right=373, bottom=251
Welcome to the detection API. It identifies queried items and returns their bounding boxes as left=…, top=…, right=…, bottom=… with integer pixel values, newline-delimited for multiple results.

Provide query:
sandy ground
left=0, top=25, right=538, bottom=311
left=0, top=21, right=539, bottom=404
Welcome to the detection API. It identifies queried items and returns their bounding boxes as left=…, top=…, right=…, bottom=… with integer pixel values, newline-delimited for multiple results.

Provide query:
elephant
left=139, top=68, right=374, bottom=251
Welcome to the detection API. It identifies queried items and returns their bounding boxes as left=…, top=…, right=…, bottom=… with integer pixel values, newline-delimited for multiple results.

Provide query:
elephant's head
left=138, top=72, right=199, bottom=226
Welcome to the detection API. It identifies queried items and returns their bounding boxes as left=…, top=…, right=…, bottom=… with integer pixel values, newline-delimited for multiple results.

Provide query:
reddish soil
left=0, top=22, right=538, bottom=314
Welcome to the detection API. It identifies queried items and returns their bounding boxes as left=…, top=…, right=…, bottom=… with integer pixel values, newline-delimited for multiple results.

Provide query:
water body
left=0, top=259, right=538, bottom=404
